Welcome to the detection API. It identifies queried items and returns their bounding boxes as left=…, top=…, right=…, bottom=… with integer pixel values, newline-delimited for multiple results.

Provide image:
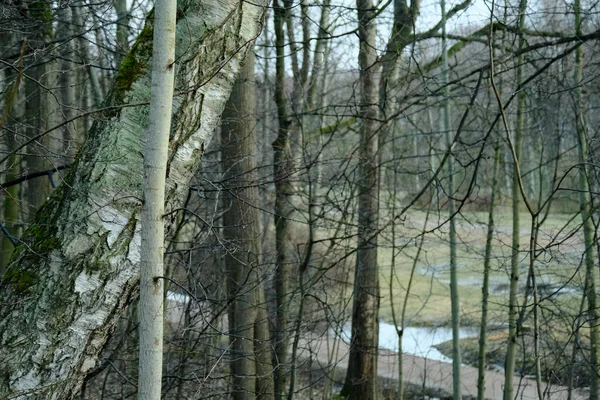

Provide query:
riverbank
left=436, top=333, right=593, bottom=392
left=297, top=332, right=586, bottom=400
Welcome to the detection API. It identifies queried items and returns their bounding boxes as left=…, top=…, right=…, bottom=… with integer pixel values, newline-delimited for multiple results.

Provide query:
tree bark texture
left=222, top=50, right=274, bottom=400
left=0, top=0, right=267, bottom=397
left=573, top=0, right=599, bottom=397
left=341, top=0, right=380, bottom=397
left=23, top=0, right=54, bottom=219
left=503, top=0, right=527, bottom=397
left=272, top=1, right=296, bottom=397
left=1, top=50, right=22, bottom=273
left=137, top=0, right=177, bottom=398
left=56, top=6, right=78, bottom=157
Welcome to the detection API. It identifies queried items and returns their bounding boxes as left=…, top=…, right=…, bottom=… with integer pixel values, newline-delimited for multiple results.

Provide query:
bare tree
left=340, top=0, right=380, bottom=396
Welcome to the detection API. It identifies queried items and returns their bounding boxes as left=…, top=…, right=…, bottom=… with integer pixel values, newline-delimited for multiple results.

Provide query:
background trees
left=2, top=0, right=600, bottom=398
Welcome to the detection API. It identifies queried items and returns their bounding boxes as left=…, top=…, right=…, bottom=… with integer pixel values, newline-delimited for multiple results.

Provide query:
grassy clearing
left=376, top=209, right=585, bottom=327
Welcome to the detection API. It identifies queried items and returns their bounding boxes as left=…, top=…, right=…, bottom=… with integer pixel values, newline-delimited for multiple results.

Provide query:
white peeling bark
left=138, top=0, right=176, bottom=398
left=0, top=0, right=267, bottom=398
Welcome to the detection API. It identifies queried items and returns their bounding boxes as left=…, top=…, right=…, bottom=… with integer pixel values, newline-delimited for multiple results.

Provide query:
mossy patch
left=2, top=267, right=37, bottom=292
left=113, top=11, right=154, bottom=93
left=23, top=196, right=62, bottom=254
left=102, top=10, right=155, bottom=120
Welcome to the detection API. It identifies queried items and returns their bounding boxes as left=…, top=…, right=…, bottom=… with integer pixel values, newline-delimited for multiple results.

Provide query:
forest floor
left=297, top=331, right=587, bottom=400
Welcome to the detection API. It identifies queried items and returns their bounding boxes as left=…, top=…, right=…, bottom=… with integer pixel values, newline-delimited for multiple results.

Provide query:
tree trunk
left=272, top=1, right=296, bottom=397
left=440, top=1, right=461, bottom=397
left=503, top=0, right=527, bottom=397
left=340, top=0, right=380, bottom=397
left=71, top=5, right=104, bottom=109
left=23, top=0, right=54, bottom=219
left=114, top=0, right=130, bottom=68
left=222, top=49, right=274, bottom=400
left=255, top=288, right=275, bottom=400
left=56, top=6, right=78, bottom=158
left=138, top=0, right=176, bottom=397
left=0, top=0, right=267, bottom=397
left=573, top=0, right=599, bottom=397
left=1, top=136, right=19, bottom=274
left=477, top=140, right=500, bottom=400
left=1, top=72, right=21, bottom=273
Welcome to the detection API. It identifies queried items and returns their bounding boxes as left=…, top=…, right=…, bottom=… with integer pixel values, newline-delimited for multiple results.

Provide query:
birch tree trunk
left=138, top=0, right=176, bottom=398
left=340, top=0, right=380, bottom=397
left=0, top=0, right=267, bottom=397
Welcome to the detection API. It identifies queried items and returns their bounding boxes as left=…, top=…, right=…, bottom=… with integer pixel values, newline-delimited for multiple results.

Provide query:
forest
left=0, top=0, right=599, bottom=398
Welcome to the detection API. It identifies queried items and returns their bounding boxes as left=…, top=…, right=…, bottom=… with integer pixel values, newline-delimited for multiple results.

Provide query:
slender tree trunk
left=90, top=10, right=110, bottom=99
left=477, top=140, right=500, bottom=400
left=305, top=0, right=331, bottom=110
left=1, top=63, right=21, bottom=273
left=340, top=0, right=380, bottom=397
left=393, top=193, right=432, bottom=400
left=440, top=1, right=461, bottom=397
left=305, top=0, right=331, bottom=189
left=503, top=0, right=527, bottom=397
left=23, top=0, right=54, bottom=219
left=1, top=138, right=19, bottom=273
left=272, top=1, right=296, bottom=397
left=114, top=0, right=130, bottom=67
left=138, top=0, right=177, bottom=397
left=0, top=1, right=267, bottom=397
left=56, top=6, right=78, bottom=158
left=255, top=288, right=275, bottom=400
left=573, top=0, right=599, bottom=397
left=72, top=5, right=104, bottom=109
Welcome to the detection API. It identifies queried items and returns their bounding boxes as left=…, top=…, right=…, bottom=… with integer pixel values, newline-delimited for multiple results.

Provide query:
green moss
left=30, top=1, right=53, bottom=37
left=2, top=267, right=37, bottom=292
left=113, top=13, right=155, bottom=95
left=24, top=198, right=62, bottom=253
left=83, top=232, right=111, bottom=274
left=28, top=225, right=58, bottom=246
left=114, top=213, right=137, bottom=252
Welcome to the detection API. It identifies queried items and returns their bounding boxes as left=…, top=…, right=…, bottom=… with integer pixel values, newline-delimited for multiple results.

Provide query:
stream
left=343, top=322, right=479, bottom=363
left=167, top=292, right=480, bottom=364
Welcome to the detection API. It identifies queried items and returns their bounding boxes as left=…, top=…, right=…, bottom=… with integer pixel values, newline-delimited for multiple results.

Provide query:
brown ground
left=297, top=333, right=587, bottom=400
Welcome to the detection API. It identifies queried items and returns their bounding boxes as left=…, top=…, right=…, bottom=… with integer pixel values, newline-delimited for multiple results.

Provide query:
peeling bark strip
left=0, top=0, right=267, bottom=398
